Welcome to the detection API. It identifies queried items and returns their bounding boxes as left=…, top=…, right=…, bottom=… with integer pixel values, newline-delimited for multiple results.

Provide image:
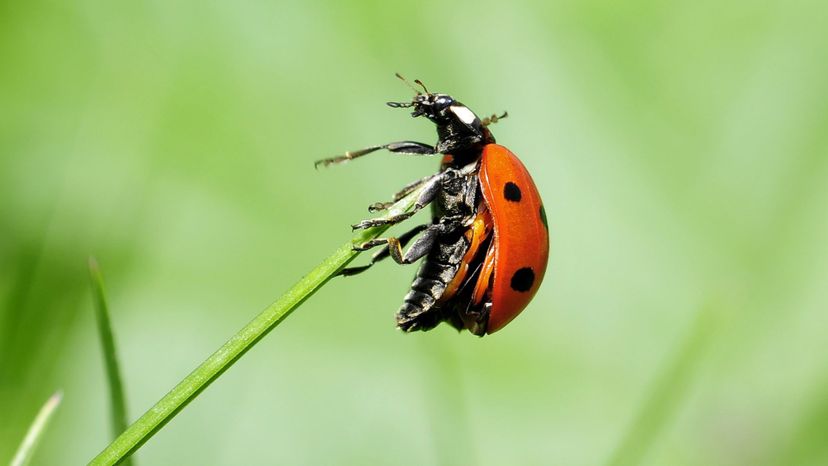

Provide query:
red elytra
left=477, top=144, right=549, bottom=333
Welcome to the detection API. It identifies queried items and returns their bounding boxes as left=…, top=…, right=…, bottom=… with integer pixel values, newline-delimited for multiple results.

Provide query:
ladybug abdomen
left=396, top=231, right=468, bottom=332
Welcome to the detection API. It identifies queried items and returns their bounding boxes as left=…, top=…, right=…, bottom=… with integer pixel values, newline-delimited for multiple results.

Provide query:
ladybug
left=316, top=75, right=548, bottom=335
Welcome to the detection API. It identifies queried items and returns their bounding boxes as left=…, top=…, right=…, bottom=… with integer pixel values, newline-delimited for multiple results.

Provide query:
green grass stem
left=88, top=185, right=420, bottom=465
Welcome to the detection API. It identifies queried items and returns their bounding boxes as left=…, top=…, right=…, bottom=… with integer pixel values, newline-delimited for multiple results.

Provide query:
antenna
left=413, top=79, right=429, bottom=94
left=395, top=72, right=429, bottom=95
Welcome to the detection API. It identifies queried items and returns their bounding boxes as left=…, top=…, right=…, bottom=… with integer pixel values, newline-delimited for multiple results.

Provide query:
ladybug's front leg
left=351, top=172, right=446, bottom=230
left=315, top=141, right=436, bottom=168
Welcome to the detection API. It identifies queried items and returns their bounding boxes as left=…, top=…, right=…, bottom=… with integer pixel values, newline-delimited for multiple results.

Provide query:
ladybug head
left=400, top=93, right=456, bottom=121
left=386, top=74, right=482, bottom=128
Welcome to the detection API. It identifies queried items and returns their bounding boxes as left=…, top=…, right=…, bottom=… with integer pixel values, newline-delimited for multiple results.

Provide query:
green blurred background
left=2, top=0, right=827, bottom=464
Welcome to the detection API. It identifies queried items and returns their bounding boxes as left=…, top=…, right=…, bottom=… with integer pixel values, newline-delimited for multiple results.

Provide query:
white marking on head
left=450, top=105, right=477, bottom=125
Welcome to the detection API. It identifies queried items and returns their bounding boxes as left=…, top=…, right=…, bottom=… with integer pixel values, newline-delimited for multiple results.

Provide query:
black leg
left=391, top=225, right=443, bottom=264
left=353, top=223, right=444, bottom=265
left=339, top=224, right=428, bottom=276
left=368, top=201, right=395, bottom=213
left=315, top=141, right=436, bottom=168
left=352, top=172, right=445, bottom=230
left=368, top=174, right=437, bottom=212
left=352, top=212, right=417, bottom=230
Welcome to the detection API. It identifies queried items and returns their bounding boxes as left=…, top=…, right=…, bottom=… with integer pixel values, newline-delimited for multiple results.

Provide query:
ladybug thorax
left=431, top=161, right=480, bottom=220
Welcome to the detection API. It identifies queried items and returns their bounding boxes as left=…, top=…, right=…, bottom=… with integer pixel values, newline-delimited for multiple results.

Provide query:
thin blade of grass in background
left=88, top=184, right=423, bottom=466
left=10, top=391, right=63, bottom=466
left=769, top=374, right=828, bottom=466
left=88, top=258, right=133, bottom=466
left=607, top=304, right=717, bottom=466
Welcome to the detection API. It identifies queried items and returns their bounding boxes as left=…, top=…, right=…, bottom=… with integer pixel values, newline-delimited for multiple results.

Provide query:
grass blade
left=10, top=391, right=63, bottom=466
left=769, top=374, right=828, bottom=466
left=607, top=304, right=717, bottom=466
left=87, top=185, right=421, bottom=465
left=88, top=258, right=133, bottom=466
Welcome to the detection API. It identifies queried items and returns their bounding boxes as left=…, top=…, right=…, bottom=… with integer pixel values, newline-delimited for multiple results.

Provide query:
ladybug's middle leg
left=368, top=174, right=437, bottom=212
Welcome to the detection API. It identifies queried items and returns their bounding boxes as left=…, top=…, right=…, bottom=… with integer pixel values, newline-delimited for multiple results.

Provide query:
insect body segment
left=318, top=75, right=548, bottom=335
left=478, top=144, right=549, bottom=333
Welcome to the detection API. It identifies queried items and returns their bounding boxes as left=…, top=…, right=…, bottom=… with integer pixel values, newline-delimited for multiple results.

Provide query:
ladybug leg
left=367, top=201, right=396, bottom=213
left=340, top=224, right=429, bottom=276
left=481, top=111, right=508, bottom=127
left=387, top=224, right=443, bottom=264
left=379, top=215, right=466, bottom=265
left=352, top=172, right=445, bottom=229
left=352, top=212, right=416, bottom=230
left=353, top=238, right=395, bottom=251
left=368, top=175, right=436, bottom=212
left=353, top=222, right=445, bottom=265
left=315, top=141, right=436, bottom=168
left=367, top=201, right=394, bottom=213
left=362, top=224, right=429, bottom=264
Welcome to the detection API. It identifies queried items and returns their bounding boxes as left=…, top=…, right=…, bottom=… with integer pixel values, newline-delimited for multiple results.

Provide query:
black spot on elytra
left=504, top=182, right=522, bottom=202
left=540, top=205, right=548, bottom=230
left=510, top=267, right=535, bottom=292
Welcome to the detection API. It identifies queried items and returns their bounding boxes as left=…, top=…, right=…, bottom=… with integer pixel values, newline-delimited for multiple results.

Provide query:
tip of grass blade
left=10, top=390, right=63, bottom=466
